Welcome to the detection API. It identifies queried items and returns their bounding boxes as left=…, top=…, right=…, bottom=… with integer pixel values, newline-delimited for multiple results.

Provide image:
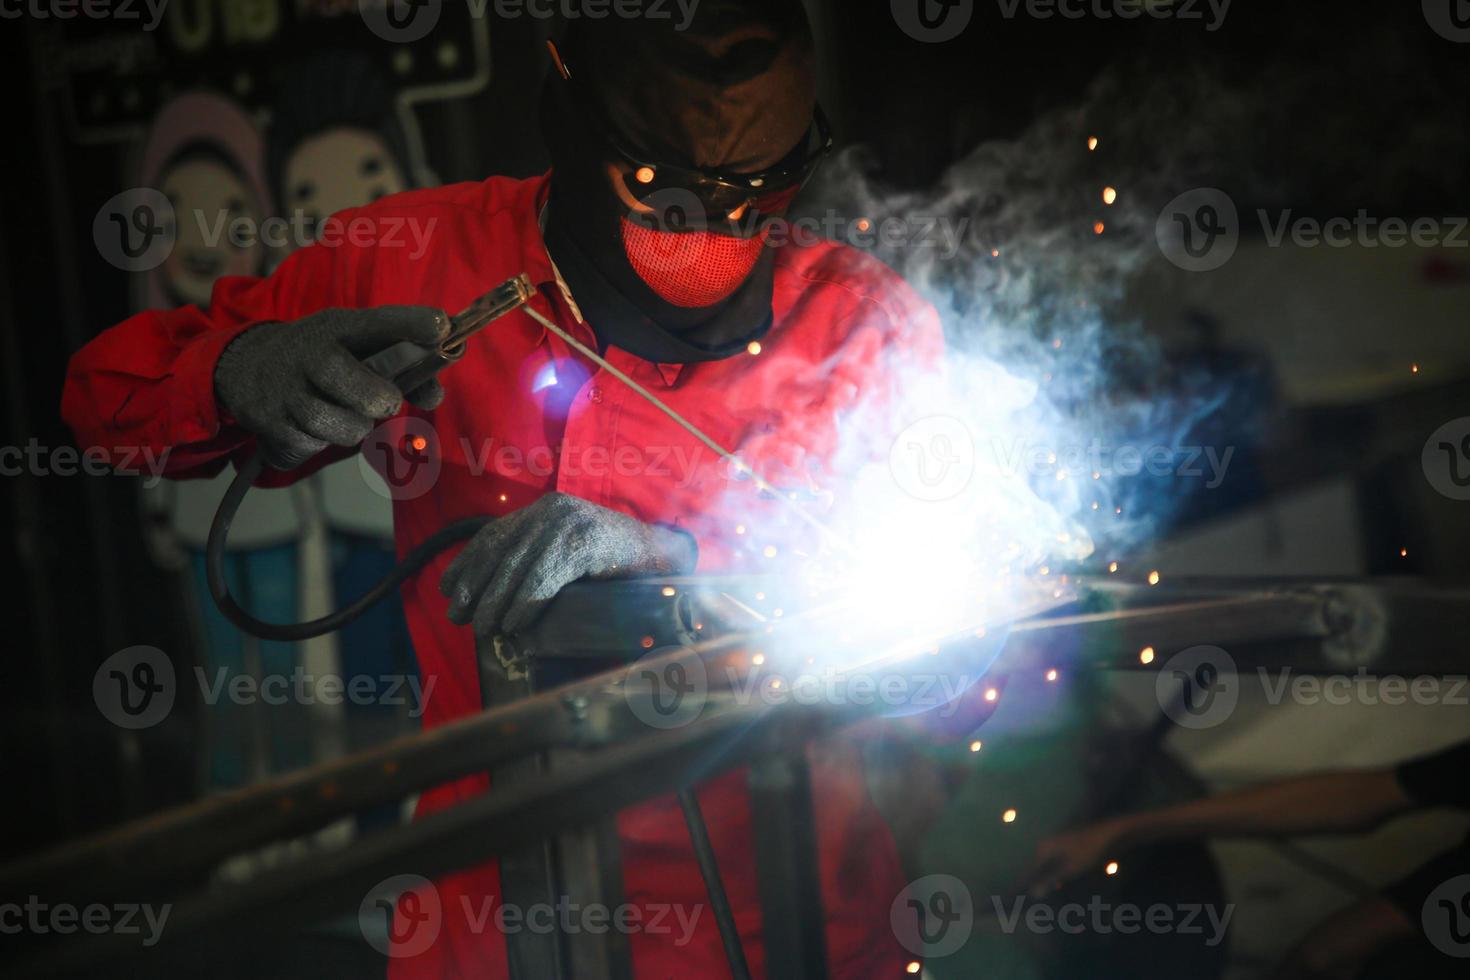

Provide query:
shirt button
left=588, top=386, right=604, bottom=403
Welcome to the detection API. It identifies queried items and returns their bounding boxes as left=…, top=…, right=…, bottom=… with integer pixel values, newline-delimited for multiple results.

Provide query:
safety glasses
left=550, top=40, right=834, bottom=221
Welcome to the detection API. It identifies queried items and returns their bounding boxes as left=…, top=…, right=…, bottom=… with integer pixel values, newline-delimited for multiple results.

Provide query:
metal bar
left=478, top=641, right=568, bottom=979
left=678, top=789, right=752, bottom=980
left=747, top=750, right=829, bottom=980
left=11, top=578, right=1467, bottom=927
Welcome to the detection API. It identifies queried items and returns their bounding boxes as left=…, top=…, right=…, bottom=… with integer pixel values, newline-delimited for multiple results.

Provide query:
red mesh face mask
left=621, top=218, right=768, bottom=308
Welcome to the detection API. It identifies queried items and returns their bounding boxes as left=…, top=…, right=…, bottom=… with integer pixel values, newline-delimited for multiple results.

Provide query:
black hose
left=205, top=452, right=488, bottom=642
left=678, top=788, right=752, bottom=980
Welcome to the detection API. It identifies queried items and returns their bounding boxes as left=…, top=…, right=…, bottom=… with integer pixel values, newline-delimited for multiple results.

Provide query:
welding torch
left=206, top=275, right=537, bottom=642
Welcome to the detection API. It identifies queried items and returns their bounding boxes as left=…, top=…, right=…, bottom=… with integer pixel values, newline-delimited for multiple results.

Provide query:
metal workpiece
left=9, top=575, right=1468, bottom=976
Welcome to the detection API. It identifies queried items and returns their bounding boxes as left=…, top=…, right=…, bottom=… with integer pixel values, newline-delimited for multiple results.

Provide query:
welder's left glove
left=440, top=492, right=698, bottom=639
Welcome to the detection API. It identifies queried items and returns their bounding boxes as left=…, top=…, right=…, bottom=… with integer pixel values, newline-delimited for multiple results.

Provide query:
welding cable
left=205, top=452, right=491, bottom=642
left=209, top=284, right=852, bottom=640
left=678, top=788, right=753, bottom=980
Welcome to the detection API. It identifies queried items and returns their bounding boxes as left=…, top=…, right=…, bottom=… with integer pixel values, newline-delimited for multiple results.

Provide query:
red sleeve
left=61, top=223, right=368, bottom=485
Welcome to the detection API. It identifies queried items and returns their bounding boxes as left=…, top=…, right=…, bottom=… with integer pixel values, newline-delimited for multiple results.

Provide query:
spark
left=1105, top=861, right=1119, bottom=876
left=1102, top=186, right=1117, bottom=205
left=1140, top=646, right=1156, bottom=665
left=747, top=341, right=763, bottom=356
left=1148, top=570, right=1161, bottom=585
left=1087, top=136, right=1099, bottom=150
left=969, top=740, right=983, bottom=753
left=1002, top=808, right=1018, bottom=823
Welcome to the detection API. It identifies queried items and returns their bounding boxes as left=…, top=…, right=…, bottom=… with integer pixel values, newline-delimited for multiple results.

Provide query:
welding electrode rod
left=519, top=305, right=856, bottom=560
left=678, top=789, right=753, bottom=980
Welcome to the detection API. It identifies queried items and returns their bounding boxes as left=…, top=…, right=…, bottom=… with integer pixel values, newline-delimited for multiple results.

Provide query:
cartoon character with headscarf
left=135, top=91, right=314, bottom=789
left=138, top=92, right=274, bottom=309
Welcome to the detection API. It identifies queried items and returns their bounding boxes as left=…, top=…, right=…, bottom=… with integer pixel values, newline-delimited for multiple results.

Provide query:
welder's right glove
left=214, top=306, right=450, bottom=469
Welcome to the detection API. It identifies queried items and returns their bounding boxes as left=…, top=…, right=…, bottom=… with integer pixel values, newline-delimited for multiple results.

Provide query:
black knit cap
left=558, top=0, right=817, bottom=174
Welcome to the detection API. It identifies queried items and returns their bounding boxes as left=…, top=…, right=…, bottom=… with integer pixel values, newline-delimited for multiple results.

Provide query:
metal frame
left=8, top=576, right=1468, bottom=977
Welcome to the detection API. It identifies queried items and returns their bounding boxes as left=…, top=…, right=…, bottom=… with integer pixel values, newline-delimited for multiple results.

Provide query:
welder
left=63, top=2, right=943, bottom=976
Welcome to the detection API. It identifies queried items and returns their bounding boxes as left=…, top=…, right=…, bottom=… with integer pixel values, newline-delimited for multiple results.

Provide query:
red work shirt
left=63, top=173, right=944, bottom=978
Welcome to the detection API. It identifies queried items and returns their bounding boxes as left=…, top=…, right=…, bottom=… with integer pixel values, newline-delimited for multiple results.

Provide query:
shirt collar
left=531, top=174, right=685, bottom=388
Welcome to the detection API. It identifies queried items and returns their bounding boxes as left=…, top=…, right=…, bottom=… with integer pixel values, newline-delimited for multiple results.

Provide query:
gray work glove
left=440, top=492, right=699, bottom=638
left=215, top=306, right=450, bottom=469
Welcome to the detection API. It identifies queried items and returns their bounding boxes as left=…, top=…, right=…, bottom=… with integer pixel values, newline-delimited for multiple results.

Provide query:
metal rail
left=6, top=576, right=1466, bottom=975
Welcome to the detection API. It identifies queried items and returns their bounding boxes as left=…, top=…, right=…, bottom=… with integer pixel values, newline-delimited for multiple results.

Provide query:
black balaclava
left=541, top=1, right=817, bottom=363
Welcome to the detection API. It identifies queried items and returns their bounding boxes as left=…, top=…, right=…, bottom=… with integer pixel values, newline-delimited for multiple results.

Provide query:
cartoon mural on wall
left=134, top=90, right=315, bottom=791
left=63, top=3, right=494, bottom=798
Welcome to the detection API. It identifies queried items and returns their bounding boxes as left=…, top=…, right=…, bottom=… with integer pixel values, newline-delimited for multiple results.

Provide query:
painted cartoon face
left=159, top=158, right=265, bottom=307
left=283, top=127, right=407, bottom=248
